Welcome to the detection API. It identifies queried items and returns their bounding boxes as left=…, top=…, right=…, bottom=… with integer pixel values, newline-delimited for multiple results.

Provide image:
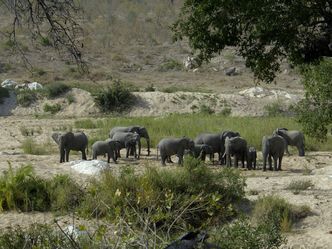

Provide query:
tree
left=0, top=0, right=86, bottom=71
left=173, top=0, right=332, bottom=139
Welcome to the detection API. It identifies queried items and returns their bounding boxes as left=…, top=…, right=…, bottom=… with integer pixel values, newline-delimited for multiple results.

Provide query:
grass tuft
left=43, top=103, right=62, bottom=114
left=44, top=83, right=71, bottom=98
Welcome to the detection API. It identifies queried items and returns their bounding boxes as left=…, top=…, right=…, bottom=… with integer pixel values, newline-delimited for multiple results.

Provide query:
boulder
left=1, top=79, right=17, bottom=88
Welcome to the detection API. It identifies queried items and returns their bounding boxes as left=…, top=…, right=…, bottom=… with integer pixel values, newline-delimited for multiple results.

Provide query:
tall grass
left=74, top=115, right=332, bottom=151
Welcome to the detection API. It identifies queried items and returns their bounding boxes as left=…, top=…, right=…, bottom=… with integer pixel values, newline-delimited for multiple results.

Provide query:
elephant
left=246, top=146, right=257, bottom=170
left=157, top=137, right=195, bottom=166
left=185, top=144, right=214, bottom=161
left=194, top=130, right=240, bottom=164
left=111, top=132, right=141, bottom=159
left=224, top=136, right=247, bottom=167
left=273, top=128, right=305, bottom=156
left=109, top=126, right=150, bottom=156
left=51, top=132, right=88, bottom=163
left=262, top=135, right=286, bottom=171
left=92, top=140, right=120, bottom=163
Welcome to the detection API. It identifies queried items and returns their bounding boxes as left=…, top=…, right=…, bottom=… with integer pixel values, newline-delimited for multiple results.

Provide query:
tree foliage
left=0, top=0, right=86, bottom=71
left=173, top=0, right=332, bottom=83
left=296, top=59, right=332, bottom=141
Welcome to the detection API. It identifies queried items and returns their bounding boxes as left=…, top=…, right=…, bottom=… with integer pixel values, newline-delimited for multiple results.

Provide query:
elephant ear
left=51, top=133, right=61, bottom=145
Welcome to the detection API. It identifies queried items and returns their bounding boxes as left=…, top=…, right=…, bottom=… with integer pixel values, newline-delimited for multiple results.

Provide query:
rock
left=27, top=82, right=43, bottom=90
left=69, top=160, right=110, bottom=175
left=224, top=67, right=236, bottom=76
left=64, top=225, right=88, bottom=240
left=183, top=56, right=196, bottom=70
left=1, top=79, right=17, bottom=88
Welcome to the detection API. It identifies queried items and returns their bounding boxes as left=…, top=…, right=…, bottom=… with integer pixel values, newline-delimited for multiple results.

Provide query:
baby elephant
left=186, top=144, right=214, bottom=161
left=246, top=146, right=257, bottom=170
left=92, top=140, right=120, bottom=163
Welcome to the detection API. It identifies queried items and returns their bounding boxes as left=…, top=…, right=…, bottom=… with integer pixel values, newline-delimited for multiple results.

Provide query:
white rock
left=239, top=87, right=272, bottom=98
left=64, top=225, right=88, bottom=240
left=1, top=79, right=17, bottom=88
left=27, top=82, right=43, bottom=90
left=69, top=160, right=110, bottom=175
left=183, top=56, right=196, bottom=70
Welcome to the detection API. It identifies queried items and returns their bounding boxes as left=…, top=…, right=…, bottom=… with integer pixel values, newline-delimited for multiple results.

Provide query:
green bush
left=0, top=164, right=50, bottom=212
left=94, top=81, right=135, bottom=113
left=79, top=158, right=245, bottom=233
left=21, top=138, right=48, bottom=155
left=252, top=195, right=311, bottom=233
left=66, top=94, right=75, bottom=104
left=16, top=90, right=37, bottom=107
left=0, top=87, right=9, bottom=104
left=158, top=58, right=183, bottom=72
left=200, top=104, right=215, bottom=114
left=264, top=102, right=285, bottom=117
left=43, top=103, right=62, bottom=114
left=48, top=174, right=84, bottom=212
left=212, top=217, right=285, bottom=249
left=286, top=179, right=313, bottom=194
left=44, top=83, right=71, bottom=98
left=144, top=84, right=156, bottom=92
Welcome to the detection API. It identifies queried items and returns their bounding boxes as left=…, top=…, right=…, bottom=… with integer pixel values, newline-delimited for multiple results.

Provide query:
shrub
left=0, top=164, right=50, bottom=212
left=286, top=180, right=313, bottom=194
left=200, top=104, right=215, bottom=114
left=212, top=217, right=285, bottom=249
left=48, top=174, right=84, bottom=212
left=158, top=58, right=183, bottom=72
left=16, top=90, right=37, bottom=107
left=144, top=84, right=156, bottom=92
left=44, top=83, right=71, bottom=98
left=66, top=94, right=75, bottom=104
left=0, top=87, right=9, bottom=104
left=264, top=102, right=285, bottom=117
left=21, top=138, right=48, bottom=155
left=79, top=158, right=245, bottom=233
left=252, top=195, right=311, bottom=233
left=94, top=81, right=135, bottom=113
left=221, top=107, right=232, bottom=116
left=43, top=103, right=61, bottom=114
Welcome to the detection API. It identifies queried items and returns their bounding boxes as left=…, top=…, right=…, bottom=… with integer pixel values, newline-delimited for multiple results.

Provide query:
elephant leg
left=253, top=159, right=256, bottom=170
left=161, top=155, right=167, bottom=166
left=126, top=147, right=130, bottom=158
left=273, top=157, right=278, bottom=171
left=82, top=149, right=87, bottom=160
left=167, top=156, right=174, bottom=163
left=285, top=144, right=290, bottom=156
left=107, top=153, right=110, bottom=163
left=65, top=150, right=70, bottom=162
left=234, top=155, right=238, bottom=167
left=278, top=156, right=282, bottom=171
left=60, top=149, right=65, bottom=163
left=298, top=145, right=305, bottom=157
left=177, top=154, right=184, bottom=165
left=263, top=156, right=266, bottom=171
left=268, top=155, right=272, bottom=170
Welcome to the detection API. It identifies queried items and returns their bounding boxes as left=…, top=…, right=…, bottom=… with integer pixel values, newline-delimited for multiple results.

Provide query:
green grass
left=252, top=195, right=311, bottom=233
left=21, top=138, right=52, bottom=155
left=16, top=89, right=38, bottom=107
left=44, top=83, right=71, bottom=98
left=43, top=103, right=62, bottom=114
left=74, top=114, right=332, bottom=151
left=286, top=180, right=314, bottom=194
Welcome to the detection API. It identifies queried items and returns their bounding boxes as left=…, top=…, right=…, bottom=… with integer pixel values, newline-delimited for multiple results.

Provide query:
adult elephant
left=262, top=135, right=286, bottom=171
left=224, top=136, right=247, bottom=167
left=51, top=132, right=88, bottom=163
left=157, top=137, right=195, bottom=166
left=92, top=140, right=120, bottom=163
left=273, top=128, right=305, bottom=156
left=194, top=130, right=240, bottom=164
left=109, top=126, right=150, bottom=156
left=111, top=132, right=141, bottom=159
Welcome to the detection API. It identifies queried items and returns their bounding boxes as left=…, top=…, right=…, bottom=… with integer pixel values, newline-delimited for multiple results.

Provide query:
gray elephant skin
left=194, top=131, right=240, bottom=164
left=157, top=137, right=195, bottom=166
left=111, top=132, right=141, bottom=159
left=247, top=146, right=257, bottom=170
left=273, top=128, right=305, bottom=156
left=262, top=135, right=286, bottom=171
left=92, top=140, right=119, bottom=163
left=109, top=126, right=150, bottom=156
left=185, top=144, right=214, bottom=161
left=224, top=136, right=247, bottom=167
left=52, top=132, right=88, bottom=163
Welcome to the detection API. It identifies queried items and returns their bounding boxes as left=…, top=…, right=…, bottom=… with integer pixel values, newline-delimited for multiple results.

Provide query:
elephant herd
left=51, top=125, right=305, bottom=171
